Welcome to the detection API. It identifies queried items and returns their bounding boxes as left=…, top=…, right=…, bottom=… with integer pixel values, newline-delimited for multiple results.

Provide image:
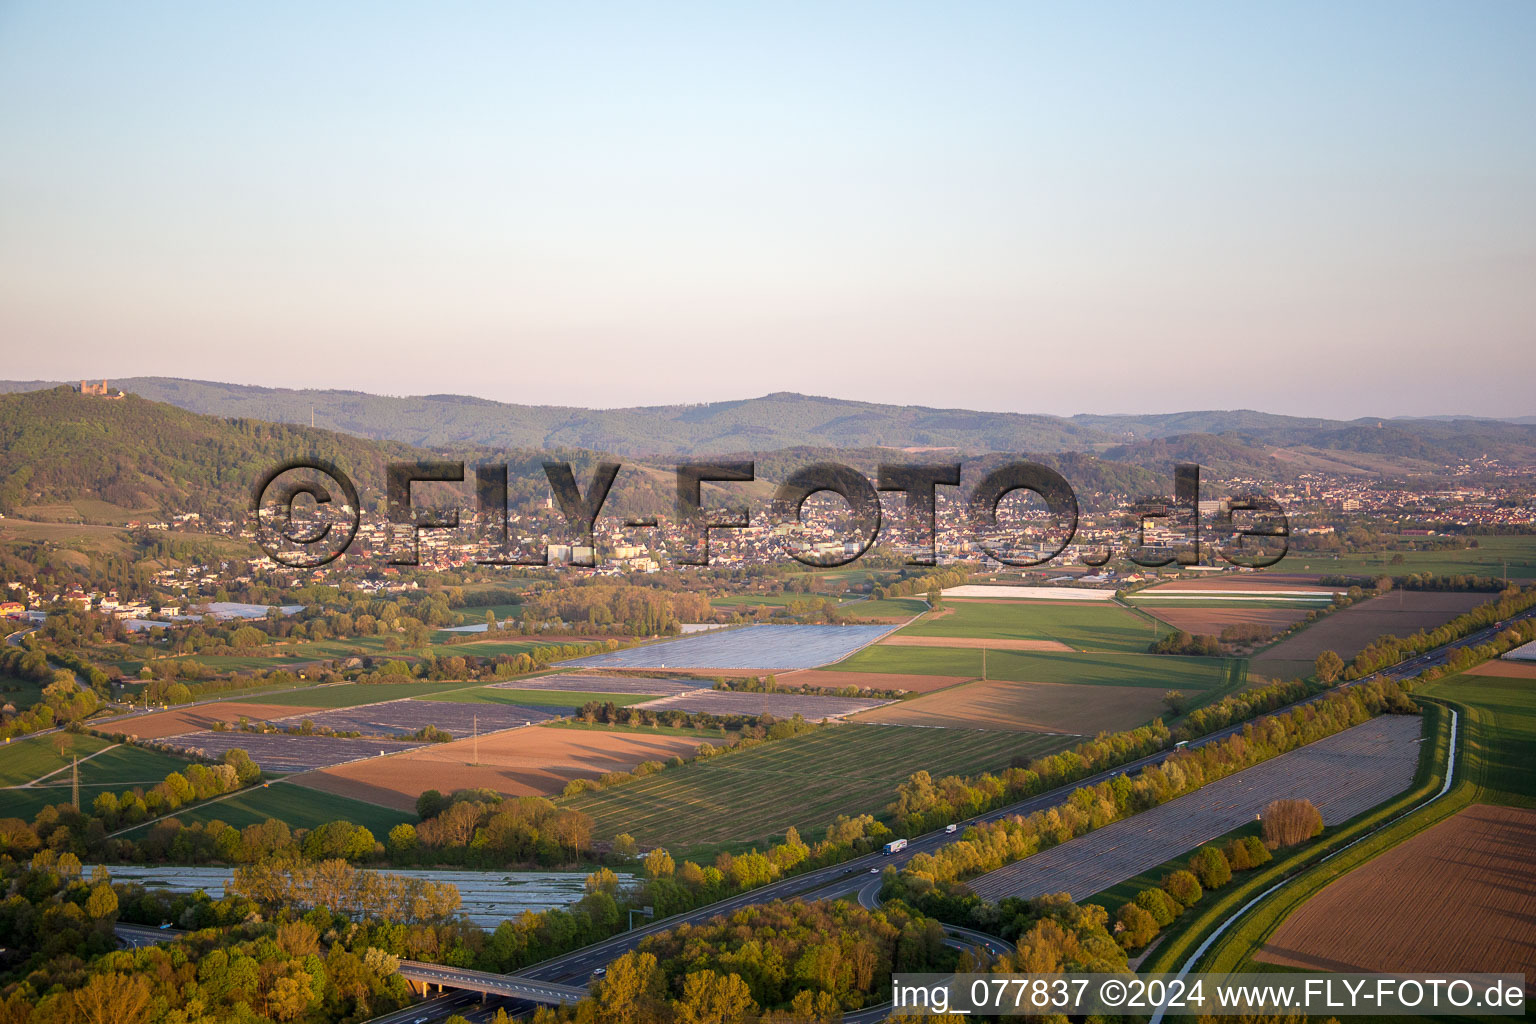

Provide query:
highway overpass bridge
left=397, top=961, right=586, bottom=1006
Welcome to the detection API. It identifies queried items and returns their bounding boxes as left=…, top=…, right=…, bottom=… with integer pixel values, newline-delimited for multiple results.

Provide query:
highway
left=114, top=922, right=188, bottom=949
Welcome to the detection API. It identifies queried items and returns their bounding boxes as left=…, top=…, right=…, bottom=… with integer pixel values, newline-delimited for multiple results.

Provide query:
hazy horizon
left=2, top=3, right=1533, bottom=418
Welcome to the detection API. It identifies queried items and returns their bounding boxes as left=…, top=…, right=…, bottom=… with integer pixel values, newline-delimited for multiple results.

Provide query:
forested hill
left=1, top=379, right=1115, bottom=453
left=0, top=387, right=427, bottom=517
left=3, top=378, right=1531, bottom=462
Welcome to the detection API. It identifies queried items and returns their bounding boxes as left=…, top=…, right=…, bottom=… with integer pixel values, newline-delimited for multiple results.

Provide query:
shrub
left=1223, top=837, right=1254, bottom=871
left=1115, top=902, right=1159, bottom=951
left=1133, top=887, right=1179, bottom=926
left=1188, top=845, right=1232, bottom=889
left=1160, top=869, right=1203, bottom=908
left=1241, top=835, right=1272, bottom=866
left=1261, top=798, right=1324, bottom=849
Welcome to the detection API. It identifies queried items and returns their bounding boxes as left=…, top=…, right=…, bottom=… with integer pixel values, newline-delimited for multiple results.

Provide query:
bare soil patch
left=1143, top=605, right=1309, bottom=637
left=775, top=669, right=972, bottom=694
left=1255, top=591, right=1490, bottom=666
left=1257, top=804, right=1536, bottom=983
left=877, top=635, right=1073, bottom=652
left=295, top=725, right=702, bottom=809
left=107, top=702, right=324, bottom=740
left=852, top=678, right=1169, bottom=735
left=1466, top=660, right=1536, bottom=679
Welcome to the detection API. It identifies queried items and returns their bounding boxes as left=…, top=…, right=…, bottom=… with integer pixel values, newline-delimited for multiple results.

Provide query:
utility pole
left=71, top=757, right=79, bottom=811
left=981, top=646, right=987, bottom=682
left=473, top=713, right=479, bottom=766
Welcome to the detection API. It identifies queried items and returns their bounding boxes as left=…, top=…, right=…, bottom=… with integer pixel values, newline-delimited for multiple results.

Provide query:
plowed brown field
left=1135, top=606, right=1307, bottom=637
left=1467, top=660, right=1536, bottom=679
left=294, top=725, right=702, bottom=810
left=851, top=678, right=1169, bottom=735
left=109, top=702, right=325, bottom=740
left=1257, top=804, right=1536, bottom=982
left=1255, top=591, right=1490, bottom=673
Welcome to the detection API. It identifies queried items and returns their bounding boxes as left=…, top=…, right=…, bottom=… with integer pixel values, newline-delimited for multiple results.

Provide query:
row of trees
left=1113, top=836, right=1275, bottom=950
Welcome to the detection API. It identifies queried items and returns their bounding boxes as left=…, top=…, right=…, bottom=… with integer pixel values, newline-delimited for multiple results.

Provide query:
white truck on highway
left=883, top=839, right=908, bottom=855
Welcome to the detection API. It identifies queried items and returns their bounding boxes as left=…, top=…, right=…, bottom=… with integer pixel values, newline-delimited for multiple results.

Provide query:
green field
left=901, top=600, right=1162, bottom=652
left=841, top=598, right=929, bottom=618
left=1275, top=534, right=1536, bottom=579
left=1418, top=671, right=1536, bottom=805
left=416, top=686, right=650, bottom=709
left=560, top=724, right=1070, bottom=853
left=0, top=674, right=45, bottom=710
left=0, top=731, right=115, bottom=786
left=831, top=646, right=1243, bottom=690
left=141, top=781, right=413, bottom=834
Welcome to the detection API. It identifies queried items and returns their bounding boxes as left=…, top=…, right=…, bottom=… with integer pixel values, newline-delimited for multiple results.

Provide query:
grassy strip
left=1140, top=701, right=1455, bottom=975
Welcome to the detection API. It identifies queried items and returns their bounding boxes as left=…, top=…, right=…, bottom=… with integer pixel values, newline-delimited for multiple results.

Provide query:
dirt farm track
left=1257, top=804, right=1536, bottom=985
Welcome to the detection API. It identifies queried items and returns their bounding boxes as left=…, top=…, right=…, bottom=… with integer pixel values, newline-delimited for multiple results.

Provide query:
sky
left=1, top=2, right=1533, bottom=418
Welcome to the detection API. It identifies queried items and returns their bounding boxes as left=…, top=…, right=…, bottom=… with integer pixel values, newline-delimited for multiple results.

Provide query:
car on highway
left=869, top=867, right=879, bottom=874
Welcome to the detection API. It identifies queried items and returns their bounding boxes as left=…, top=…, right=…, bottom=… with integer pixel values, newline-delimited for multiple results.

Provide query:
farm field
left=263, top=698, right=564, bottom=737
left=136, top=780, right=414, bottom=834
left=776, top=669, right=972, bottom=694
left=424, top=686, right=652, bottom=708
left=1135, top=574, right=1345, bottom=592
left=159, top=730, right=426, bottom=773
left=496, top=674, right=709, bottom=695
left=1418, top=671, right=1536, bottom=805
left=0, top=731, right=114, bottom=786
left=560, top=624, right=897, bottom=671
left=1254, top=590, right=1491, bottom=677
left=850, top=678, right=1172, bottom=735
left=969, top=713, right=1423, bottom=904
left=831, top=646, right=1243, bottom=690
left=560, top=724, right=1071, bottom=850
left=3, top=744, right=198, bottom=820
left=632, top=689, right=890, bottom=721
left=297, top=724, right=704, bottom=809
left=941, top=585, right=1116, bottom=601
left=1273, top=535, right=1536, bottom=579
left=1466, top=659, right=1536, bottom=679
left=1131, top=604, right=1311, bottom=639
left=898, top=599, right=1159, bottom=653
left=1254, top=803, right=1536, bottom=978
left=103, top=701, right=327, bottom=740
left=876, top=635, right=1071, bottom=652
left=839, top=598, right=929, bottom=619
left=249, top=682, right=485, bottom=708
